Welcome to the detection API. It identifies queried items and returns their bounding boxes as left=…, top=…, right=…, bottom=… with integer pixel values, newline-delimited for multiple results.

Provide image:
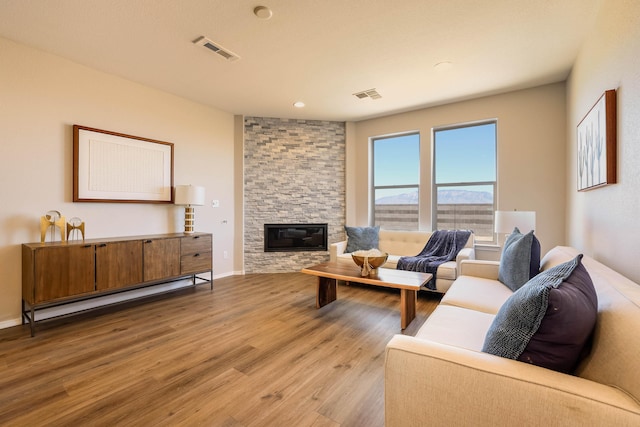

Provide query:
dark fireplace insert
left=264, top=223, right=328, bottom=252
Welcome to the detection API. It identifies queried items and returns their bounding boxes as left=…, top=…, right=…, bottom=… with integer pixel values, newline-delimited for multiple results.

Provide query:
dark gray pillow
left=345, top=226, right=380, bottom=253
left=498, top=227, right=541, bottom=291
left=483, top=255, right=597, bottom=373
left=518, top=258, right=597, bottom=372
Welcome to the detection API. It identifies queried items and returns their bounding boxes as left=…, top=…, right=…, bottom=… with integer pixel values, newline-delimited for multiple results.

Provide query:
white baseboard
left=213, top=271, right=234, bottom=279
left=0, top=318, right=22, bottom=330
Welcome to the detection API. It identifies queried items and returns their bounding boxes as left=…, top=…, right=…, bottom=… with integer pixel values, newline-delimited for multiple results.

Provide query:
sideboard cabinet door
left=34, top=245, right=95, bottom=303
left=143, top=238, right=180, bottom=282
left=96, top=240, right=143, bottom=291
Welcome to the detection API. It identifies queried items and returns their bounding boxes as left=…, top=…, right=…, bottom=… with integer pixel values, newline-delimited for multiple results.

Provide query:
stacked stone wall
left=244, top=117, right=345, bottom=273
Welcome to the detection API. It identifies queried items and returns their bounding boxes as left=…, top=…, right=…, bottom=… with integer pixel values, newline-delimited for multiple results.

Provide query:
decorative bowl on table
left=352, top=249, right=388, bottom=276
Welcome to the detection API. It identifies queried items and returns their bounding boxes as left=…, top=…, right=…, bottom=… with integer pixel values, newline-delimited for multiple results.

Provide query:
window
left=372, top=133, right=420, bottom=230
left=433, top=122, right=497, bottom=242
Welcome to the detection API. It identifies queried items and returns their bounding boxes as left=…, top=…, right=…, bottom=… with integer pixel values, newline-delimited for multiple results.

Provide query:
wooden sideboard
left=22, top=232, right=212, bottom=336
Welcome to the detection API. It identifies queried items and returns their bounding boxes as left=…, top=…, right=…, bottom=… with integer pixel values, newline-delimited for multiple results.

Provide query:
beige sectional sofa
left=384, top=246, right=640, bottom=426
left=329, top=229, right=475, bottom=292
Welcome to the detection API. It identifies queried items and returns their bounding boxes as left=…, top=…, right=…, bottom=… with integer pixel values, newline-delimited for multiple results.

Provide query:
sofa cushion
left=440, top=275, right=513, bottom=315
left=498, top=227, right=541, bottom=291
left=482, top=255, right=597, bottom=373
left=416, top=305, right=496, bottom=352
left=344, top=226, right=380, bottom=253
left=378, top=229, right=432, bottom=257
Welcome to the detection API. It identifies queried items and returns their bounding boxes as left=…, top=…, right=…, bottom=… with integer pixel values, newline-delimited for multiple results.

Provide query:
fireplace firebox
left=264, top=223, right=328, bottom=252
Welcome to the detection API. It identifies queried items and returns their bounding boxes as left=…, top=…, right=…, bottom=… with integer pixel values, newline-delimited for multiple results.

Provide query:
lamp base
left=184, top=206, right=195, bottom=234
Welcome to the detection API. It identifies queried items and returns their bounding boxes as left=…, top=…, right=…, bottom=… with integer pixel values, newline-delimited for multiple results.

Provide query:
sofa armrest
left=385, top=335, right=640, bottom=427
left=460, top=259, right=500, bottom=280
left=455, top=247, right=475, bottom=275
left=329, top=240, right=347, bottom=262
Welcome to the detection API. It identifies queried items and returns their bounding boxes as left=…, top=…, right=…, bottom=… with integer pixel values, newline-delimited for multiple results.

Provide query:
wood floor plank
left=0, top=272, right=440, bottom=426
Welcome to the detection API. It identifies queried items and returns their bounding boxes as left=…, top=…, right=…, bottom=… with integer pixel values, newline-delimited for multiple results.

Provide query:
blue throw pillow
left=498, top=227, right=541, bottom=291
left=345, top=226, right=380, bottom=253
left=483, top=255, right=598, bottom=373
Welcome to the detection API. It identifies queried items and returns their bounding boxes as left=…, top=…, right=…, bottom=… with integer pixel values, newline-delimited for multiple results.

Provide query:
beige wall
left=350, top=83, right=567, bottom=258
left=567, top=1, right=640, bottom=283
left=0, top=38, right=236, bottom=326
left=4, top=1, right=638, bottom=329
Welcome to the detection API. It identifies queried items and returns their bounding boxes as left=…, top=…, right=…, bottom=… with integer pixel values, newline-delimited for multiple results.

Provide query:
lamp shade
left=495, top=211, right=536, bottom=234
left=174, top=185, right=205, bottom=206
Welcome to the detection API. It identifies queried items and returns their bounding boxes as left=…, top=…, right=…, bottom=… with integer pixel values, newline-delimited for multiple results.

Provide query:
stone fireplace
left=244, top=117, right=345, bottom=273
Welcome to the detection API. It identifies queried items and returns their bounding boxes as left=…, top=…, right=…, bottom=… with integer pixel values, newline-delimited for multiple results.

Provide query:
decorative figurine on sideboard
left=66, top=217, right=85, bottom=241
left=40, top=210, right=66, bottom=243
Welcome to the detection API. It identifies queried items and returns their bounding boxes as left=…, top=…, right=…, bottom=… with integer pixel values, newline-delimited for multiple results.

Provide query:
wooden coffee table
left=301, top=262, right=433, bottom=329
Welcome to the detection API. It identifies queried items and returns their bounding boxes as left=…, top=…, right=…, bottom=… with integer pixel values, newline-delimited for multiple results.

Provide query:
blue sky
left=374, top=123, right=496, bottom=199
left=373, top=134, right=420, bottom=186
left=434, top=123, right=496, bottom=183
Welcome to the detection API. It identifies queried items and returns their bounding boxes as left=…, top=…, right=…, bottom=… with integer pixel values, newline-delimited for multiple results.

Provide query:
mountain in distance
left=376, top=189, right=492, bottom=204
left=376, top=191, right=419, bottom=205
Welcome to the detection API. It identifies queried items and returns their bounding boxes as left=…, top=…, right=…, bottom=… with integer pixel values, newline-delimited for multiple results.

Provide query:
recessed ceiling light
left=293, top=101, right=305, bottom=108
left=254, top=6, right=273, bottom=20
left=434, top=61, right=453, bottom=71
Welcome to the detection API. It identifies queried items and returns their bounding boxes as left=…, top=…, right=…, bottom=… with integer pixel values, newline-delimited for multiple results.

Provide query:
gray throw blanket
left=397, top=230, right=472, bottom=290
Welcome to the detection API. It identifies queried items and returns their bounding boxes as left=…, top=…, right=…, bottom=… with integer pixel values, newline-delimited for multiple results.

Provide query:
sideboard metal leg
left=30, top=306, right=35, bottom=337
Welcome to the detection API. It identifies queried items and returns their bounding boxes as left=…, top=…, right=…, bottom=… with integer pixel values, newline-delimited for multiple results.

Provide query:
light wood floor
left=0, top=272, right=441, bottom=426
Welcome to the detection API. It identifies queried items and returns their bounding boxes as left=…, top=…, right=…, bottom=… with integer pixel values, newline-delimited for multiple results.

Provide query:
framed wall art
left=577, top=89, right=617, bottom=191
left=73, top=125, right=174, bottom=203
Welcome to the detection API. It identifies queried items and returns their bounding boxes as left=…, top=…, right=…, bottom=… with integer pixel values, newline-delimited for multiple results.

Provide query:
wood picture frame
left=577, top=89, right=617, bottom=191
left=73, top=125, right=174, bottom=203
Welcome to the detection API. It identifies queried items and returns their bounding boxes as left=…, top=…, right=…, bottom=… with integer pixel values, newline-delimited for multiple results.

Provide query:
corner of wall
left=233, top=115, right=245, bottom=273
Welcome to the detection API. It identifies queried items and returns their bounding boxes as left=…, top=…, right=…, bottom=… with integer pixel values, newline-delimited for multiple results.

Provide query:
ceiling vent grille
left=194, top=36, right=240, bottom=62
left=353, top=88, right=382, bottom=100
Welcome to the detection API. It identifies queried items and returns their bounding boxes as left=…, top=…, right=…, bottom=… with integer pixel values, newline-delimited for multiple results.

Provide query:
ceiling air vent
left=353, top=88, right=382, bottom=100
left=193, top=36, right=240, bottom=62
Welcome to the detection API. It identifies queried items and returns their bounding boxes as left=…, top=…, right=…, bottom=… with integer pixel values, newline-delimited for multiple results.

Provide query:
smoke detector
left=193, top=36, right=240, bottom=62
left=353, top=88, right=382, bottom=100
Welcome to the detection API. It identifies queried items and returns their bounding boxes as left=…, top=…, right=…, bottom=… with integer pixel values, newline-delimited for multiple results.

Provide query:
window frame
left=370, top=132, right=420, bottom=230
left=432, top=120, right=497, bottom=243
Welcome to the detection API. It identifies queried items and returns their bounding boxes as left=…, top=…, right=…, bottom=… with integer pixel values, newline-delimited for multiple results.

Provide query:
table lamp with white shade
left=175, top=185, right=205, bottom=234
left=494, top=210, right=536, bottom=246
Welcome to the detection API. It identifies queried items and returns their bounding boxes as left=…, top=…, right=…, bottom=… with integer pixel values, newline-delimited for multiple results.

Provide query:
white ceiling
left=0, top=0, right=603, bottom=122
